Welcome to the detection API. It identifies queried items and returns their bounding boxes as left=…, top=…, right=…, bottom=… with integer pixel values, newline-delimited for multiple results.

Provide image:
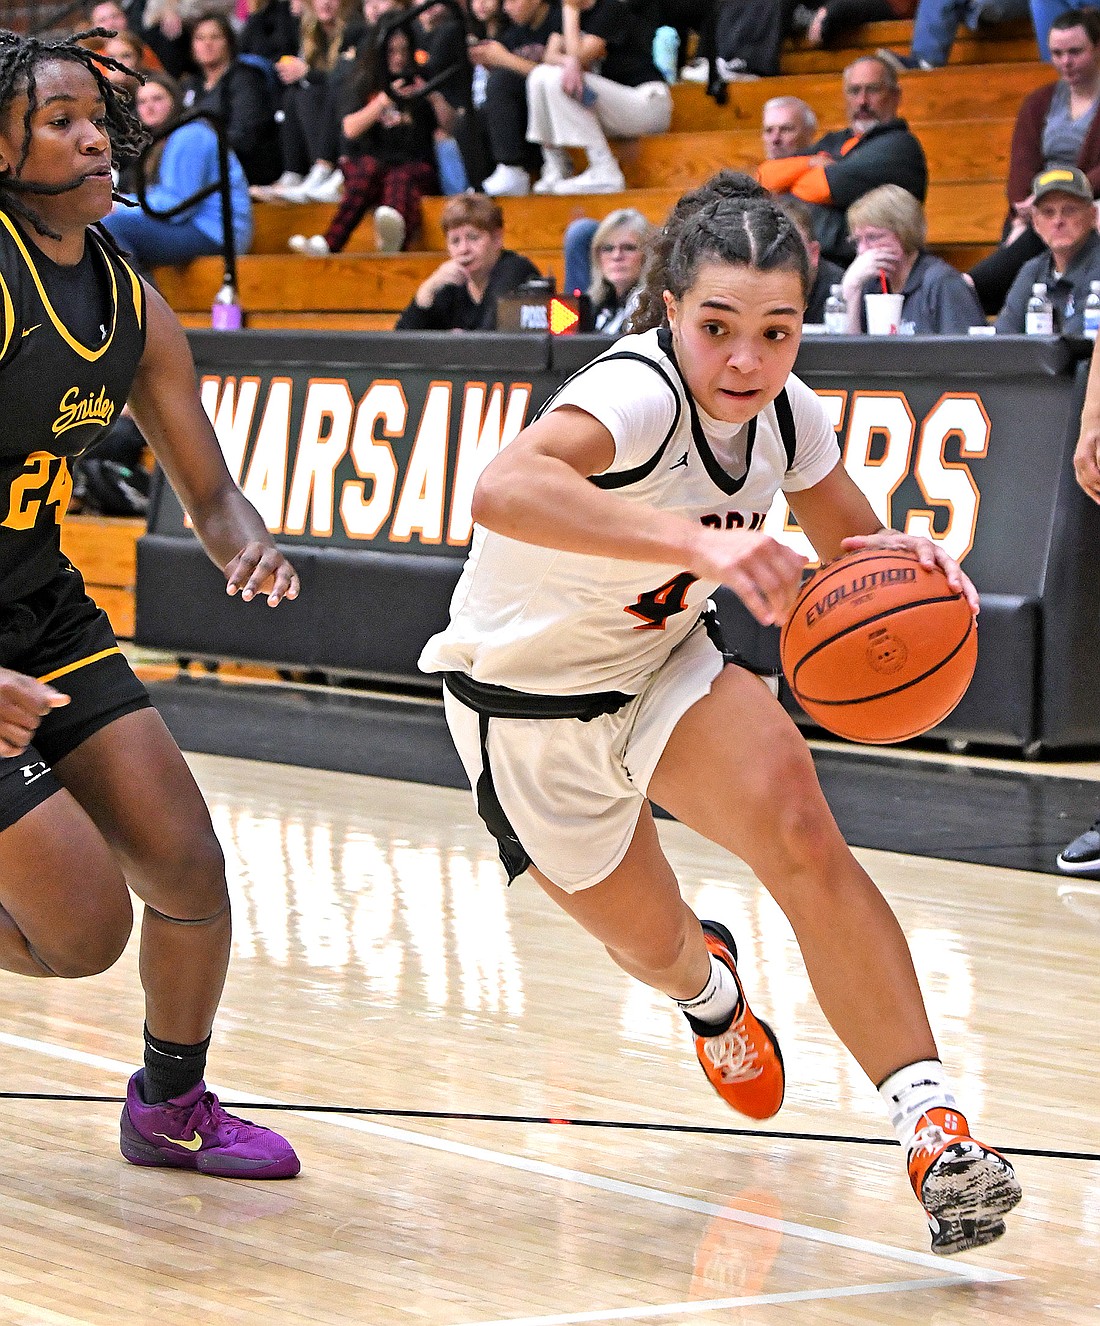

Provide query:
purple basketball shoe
left=120, top=1071, right=300, bottom=1178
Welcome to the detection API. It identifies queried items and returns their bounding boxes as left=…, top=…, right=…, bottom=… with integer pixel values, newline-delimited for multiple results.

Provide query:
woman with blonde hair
left=270, top=0, right=356, bottom=201
left=838, top=183, right=984, bottom=333
left=586, top=207, right=654, bottom=335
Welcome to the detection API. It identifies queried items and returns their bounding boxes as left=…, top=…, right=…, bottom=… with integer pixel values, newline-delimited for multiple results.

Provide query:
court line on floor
left=452, top=1277, right=987, bottom=1326
left=0, top=1092, right=1092, bottom=1162
left=0, top=1030, right=1018, bottom=1296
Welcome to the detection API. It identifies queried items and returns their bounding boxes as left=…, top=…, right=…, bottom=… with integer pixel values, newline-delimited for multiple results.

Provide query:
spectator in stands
left=470, top=0, right=561, bottom=196
left=584, top=208, right=655, bottom=333
left=995, top=164, right=1100, bottom=331
left=101, top=30, right=152, bottom=87
left=289, top=23, right=441, bottom=253
left=801, top=0, right=916, bottom=48
left=1031, top=0, right=1094, bottom=59
left=835, top=184, right=985, bottom=331
left=181, top=11, right=283, bottom=185
left=395, top=194, right=541, bottom=328
left=415, top=0, right=475, bottom=194
left=464, top=0, right=507, bottom=184
left=101, top=71, right=254, bottom=270
left=775, top=192, right=846, bottom=323
left=696, top=0, right=799, bottom=85
left=762, top=95, right=818, bottom=158
left=240, top=0, right=301, bottom=66
left=129, top=0, right=237, bottom=78
left=265, top=0, right=353, bottom=202
left=969, top=8, right=1100, bottom=314
left=84, top=0, right=166, bottom=72
left=758, top=54, right=927, bottom=264
left=879, top=0, right=1065, bottom=69
left=526, top=0, right=671, bottom=195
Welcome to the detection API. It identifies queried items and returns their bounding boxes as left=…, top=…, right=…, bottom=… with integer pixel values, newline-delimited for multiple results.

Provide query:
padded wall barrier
left=137, top=331, right=1100, bottom=752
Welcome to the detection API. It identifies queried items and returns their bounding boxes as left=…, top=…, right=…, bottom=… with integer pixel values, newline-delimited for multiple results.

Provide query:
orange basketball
left=779, top=549, right=976, bottom=745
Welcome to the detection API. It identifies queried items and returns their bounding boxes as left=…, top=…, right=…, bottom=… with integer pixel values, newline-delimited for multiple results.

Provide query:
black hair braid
left=632, top=170, right=810, bottom=334
left=0, top=27, right=148, bottom=239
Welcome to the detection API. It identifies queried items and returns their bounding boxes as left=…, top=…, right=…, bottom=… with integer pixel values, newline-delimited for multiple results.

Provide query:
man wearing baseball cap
left=995, top=165, right=1100, bottom=333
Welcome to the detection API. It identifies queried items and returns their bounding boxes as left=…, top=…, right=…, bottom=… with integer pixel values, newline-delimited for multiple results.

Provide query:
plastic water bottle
left=823, top=284, right=847, bottom=333
left=652, top=26, right=680, bottom=83
left=1025, top=282, right=1053, bottom=336
left=211, top=276, right=243, bottom=330
left=1085, top=280, right=1100, bottom=339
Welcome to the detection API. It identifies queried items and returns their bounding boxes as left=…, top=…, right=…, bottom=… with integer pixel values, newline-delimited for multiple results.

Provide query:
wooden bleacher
left=153, top=20, right=1049, bottom=331
left=60, top=514, right=141, bottom=640
left=104, top=18, right=1044, bottom=637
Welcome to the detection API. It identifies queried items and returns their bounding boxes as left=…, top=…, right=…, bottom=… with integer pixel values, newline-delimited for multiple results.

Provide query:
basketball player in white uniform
left=421, top=173, right=1021, bottom=1254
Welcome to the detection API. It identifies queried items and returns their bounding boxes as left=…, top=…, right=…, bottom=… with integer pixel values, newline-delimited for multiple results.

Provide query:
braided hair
left=632, top=171, right=811, bottom=334
left=0, top=27, right=148, bottom=240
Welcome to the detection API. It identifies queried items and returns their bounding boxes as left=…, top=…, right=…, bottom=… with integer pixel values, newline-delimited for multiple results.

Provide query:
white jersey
left=419, top=326, right=840, bottom=695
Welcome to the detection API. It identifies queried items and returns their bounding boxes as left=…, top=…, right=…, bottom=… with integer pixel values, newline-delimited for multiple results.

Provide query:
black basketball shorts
left=0, top=563, right=151, bottom=832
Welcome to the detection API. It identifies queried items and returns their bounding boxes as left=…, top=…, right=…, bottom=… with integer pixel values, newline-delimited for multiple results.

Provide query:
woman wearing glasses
left=586, top=208, right=656, bottom=335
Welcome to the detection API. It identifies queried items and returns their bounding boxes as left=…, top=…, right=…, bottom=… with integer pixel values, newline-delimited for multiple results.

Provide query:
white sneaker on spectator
left=309, top=168, right=344, bottom=203
left=680, top=56, right=709, bottom=82
left=250, top=170, right=302, bottom=201
left=280, top=162, right=337, bottom=202
left=482, top=163, right=530, bottom=196
left=288, top=233, right=330, bottom=255
left=373, top=205, right=406, bottom=253
left=553, top=159, right=625, bottom=195
left=533, top=148, right=572, bottom=194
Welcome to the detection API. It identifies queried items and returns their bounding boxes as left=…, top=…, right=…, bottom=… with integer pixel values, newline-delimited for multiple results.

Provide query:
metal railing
left=131, top=105, right=239, bottom=294
left=27, top=0, right=87, bottom=35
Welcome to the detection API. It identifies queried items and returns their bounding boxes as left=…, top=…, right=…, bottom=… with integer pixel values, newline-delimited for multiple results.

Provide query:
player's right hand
left=0, top=670, right=70, bottom=758
left=689, top=529, right=808, bottom=627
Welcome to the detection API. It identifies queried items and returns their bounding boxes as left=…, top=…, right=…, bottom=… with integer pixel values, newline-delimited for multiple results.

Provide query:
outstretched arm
left=126, top=283, right=299, bottom=605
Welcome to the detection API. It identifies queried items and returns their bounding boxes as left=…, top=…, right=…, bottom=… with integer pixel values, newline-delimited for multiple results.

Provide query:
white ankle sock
left=877, top=1059, right=958, bottom=1152
left=676, top=953, right=741, bottom=1029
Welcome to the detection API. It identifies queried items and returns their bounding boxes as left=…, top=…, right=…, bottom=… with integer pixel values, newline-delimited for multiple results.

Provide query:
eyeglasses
left=597, top=242, right=641, bottom=255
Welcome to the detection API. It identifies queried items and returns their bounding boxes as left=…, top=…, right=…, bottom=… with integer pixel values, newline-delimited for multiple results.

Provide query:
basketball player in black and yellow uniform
left=0, top=29, right=300, bottom=1177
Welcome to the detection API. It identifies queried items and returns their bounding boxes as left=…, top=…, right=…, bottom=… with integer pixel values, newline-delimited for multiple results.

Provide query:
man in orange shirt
left=758, top=54, right=927, bottom=263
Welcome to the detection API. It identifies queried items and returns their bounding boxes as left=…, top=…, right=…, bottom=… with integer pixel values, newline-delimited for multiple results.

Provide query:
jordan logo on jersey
left=52, top=384, right=115, bottom=437
left=669, top=452, right=689, bottom=470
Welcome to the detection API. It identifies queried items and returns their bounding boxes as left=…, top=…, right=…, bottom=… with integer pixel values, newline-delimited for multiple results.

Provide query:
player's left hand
left=840, top=531, right=979, bottom=616
left=224, top=543, right=300, bottom=606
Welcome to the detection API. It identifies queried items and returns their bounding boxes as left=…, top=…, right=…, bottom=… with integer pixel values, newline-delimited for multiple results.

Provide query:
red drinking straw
left=878, top=269, right=889, bottom=294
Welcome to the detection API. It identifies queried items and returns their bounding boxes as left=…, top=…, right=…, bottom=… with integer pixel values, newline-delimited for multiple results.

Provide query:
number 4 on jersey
left=625, top=571, right=698, bottom=629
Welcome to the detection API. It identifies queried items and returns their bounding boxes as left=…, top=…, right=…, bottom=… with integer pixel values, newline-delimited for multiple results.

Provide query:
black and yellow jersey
left=0, top=212, right=147, bottom=605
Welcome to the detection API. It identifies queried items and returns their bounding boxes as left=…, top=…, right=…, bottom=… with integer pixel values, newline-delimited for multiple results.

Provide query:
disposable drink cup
left=864, top=292, right=904, bottom=334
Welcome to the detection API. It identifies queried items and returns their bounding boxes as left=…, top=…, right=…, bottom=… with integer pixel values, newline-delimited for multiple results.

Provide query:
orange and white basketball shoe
left=907, top=1107, right=1022, bottom=1254
left=689, top=921, right=785, bottom=1120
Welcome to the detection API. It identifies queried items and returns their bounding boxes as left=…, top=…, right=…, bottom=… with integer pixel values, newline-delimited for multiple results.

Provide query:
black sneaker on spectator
left=876, top=47, right=934, bottom=73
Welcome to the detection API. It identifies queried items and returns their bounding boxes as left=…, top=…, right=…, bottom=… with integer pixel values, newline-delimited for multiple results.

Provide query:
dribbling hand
left=689, top=529, right=808, bottom=627
left=224, top=543, right=301, bottom=606
left=841, top=530, right=980, bottom=614
left=0, top=668, right=69, bottom=758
